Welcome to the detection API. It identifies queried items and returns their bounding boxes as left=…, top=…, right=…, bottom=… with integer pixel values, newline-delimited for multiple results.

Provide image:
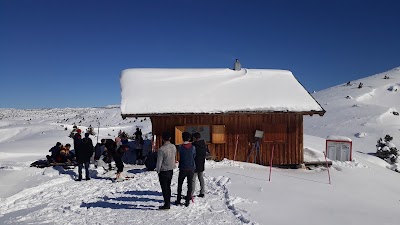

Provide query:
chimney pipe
left=233, top=59, right=241, bottom=71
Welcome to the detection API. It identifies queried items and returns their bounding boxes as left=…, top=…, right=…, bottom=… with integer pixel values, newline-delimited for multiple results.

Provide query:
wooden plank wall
left=150, top=114, right=304, bottom=166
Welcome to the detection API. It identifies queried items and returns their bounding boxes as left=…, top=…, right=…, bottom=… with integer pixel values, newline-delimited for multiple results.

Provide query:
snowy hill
left=0, top=107, right=151, bottom=157
left=1, top=68, right=400, bottom=225
left=305, top=67, right=400, bottom=153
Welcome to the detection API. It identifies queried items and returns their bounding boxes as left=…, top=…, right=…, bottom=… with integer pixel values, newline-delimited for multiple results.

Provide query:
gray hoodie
left=156, top=141, right=177, bottom=173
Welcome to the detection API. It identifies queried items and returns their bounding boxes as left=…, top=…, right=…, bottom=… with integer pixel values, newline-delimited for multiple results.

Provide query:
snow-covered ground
left=1, top=67, right=400, bottom=225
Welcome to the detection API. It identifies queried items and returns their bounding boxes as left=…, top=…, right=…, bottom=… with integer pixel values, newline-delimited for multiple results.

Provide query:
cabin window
left=175, top=125, right=211, bottom=145
left=263, top=123, right=287, bottom=143
left=211, top=125, right=226, bottom=144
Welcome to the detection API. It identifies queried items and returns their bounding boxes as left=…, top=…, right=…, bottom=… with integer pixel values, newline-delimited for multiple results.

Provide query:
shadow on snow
left=80, top=190, right=163, bottom=210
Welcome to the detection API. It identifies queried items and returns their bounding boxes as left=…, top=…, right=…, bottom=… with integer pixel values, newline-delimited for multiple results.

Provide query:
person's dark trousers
left=158, top=170, right=173, bottom=207
left=78, top=161, right=90, bottom=179
left=136, top=149, right=143, bottom=164
left=176, top=170, right=194, bottom=204
left=114, top=157, right=124, bottom=173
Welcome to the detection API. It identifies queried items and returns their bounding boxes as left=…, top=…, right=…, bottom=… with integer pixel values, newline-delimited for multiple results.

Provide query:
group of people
left=156, top=131, right=209, bottom=210
left=46, top=127, right=210, bottom=209
left=47, top=142, right=75, bottom=163
left=46, top=127, right=145, bottom=181
left=46, top=129, right=95, bottom=181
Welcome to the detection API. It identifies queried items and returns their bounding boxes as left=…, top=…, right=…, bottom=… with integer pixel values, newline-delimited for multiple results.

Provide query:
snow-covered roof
left=326, top=136, right=352, bottom=142
left=120, top=68, right=325, bottom=116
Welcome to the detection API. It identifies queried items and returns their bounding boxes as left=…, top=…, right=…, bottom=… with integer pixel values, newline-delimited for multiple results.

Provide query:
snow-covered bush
left=376, top=135, right=398, bottom=163
left=387, top=85, right=398, bottom=92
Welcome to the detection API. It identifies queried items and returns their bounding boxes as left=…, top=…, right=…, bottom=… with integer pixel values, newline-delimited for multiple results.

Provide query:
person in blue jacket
left=175, top=132, right=196, bottom=207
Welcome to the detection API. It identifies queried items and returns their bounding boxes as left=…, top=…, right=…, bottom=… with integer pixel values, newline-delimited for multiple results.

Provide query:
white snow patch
left=356, top=89, right=376, bottom=102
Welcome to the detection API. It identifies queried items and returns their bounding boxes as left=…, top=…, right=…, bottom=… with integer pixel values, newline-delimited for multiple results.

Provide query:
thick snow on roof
left=120, top=68, right=324, bottom=115
left=326, top=135, right=352, bottom=142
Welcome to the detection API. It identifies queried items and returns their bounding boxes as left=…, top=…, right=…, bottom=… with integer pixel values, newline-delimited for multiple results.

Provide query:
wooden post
left=269, top=146, right=274, bottom=182
left=233, top=134, right=239, bottom=161
left=323, top=151, right=331, bottom=185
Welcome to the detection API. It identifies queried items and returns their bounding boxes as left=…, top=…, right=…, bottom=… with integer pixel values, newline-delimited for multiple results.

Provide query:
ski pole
left=97, top=121, right=100, bottom=143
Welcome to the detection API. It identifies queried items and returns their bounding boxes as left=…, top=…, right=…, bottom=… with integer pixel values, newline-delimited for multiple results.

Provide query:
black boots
left=158, top=205, right=170, bottom=210
left=76, top=175, right=90, bottom=181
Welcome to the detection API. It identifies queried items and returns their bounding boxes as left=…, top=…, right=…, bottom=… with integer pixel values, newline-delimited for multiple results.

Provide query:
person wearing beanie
left=156, top=131, right=177, bottom=210
left=175, top=132, right=196, bottom=207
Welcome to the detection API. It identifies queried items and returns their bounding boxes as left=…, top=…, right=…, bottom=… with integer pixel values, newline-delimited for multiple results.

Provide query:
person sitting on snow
left=56, top=144, right=74, bottom=163
left=46, top=142, right=62, bottom=163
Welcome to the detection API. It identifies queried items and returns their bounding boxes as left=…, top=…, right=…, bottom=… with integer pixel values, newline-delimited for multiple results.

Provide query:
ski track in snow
left=0, top=164, right=255, bottom=225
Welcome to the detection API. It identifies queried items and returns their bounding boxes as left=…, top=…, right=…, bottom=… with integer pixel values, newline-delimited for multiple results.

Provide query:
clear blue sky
left=1, top=0, right=399, bottom=108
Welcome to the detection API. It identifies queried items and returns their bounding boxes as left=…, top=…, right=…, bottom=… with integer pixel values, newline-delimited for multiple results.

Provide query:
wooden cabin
left=120, top=64, right=325, bottom=166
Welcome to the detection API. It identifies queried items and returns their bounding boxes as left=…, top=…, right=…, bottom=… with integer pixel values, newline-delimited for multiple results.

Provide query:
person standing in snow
left=94, top=139, right=106, bottom=168
left=175, top=132, right=196, bottom=207
left=73, top=129, right=82, bottom=152
left=134, top=128, right=144, bottom=165
left=134, top=127, right=142, bottom=139
left=115, top=137, right=122, bottom=149
left=114, top=144, right=129, bottom=180
left=191, top=132, right=209, bottom=198
left=103, top=138, right=126, bottom=179
left=103, top=138, right=116, bottom=170
left=156, top=131, right=177, bottom=210
left=76, top=133, right=94, bottom=181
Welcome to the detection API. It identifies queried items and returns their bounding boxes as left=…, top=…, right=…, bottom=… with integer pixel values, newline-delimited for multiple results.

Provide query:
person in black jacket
left=191, top=132, right=209, bottom=198
left=114, top=143, right=129, bottom=180
left=46, top=142, right=62, bottom=163
left=73, top=129, right=82, bottom=151
left=76, top=133, right=94, bottom=181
